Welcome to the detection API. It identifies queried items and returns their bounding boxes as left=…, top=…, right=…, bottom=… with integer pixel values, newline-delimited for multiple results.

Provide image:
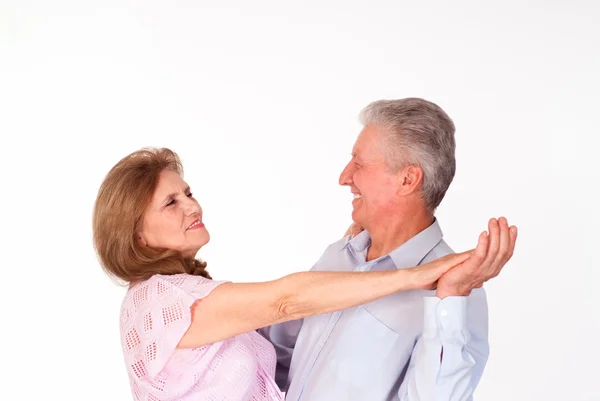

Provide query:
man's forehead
left=351, top=140, right=365, bottom=159
left=352, top=126, right=380, bottom=156
left=351, top=129, right=365, bottom=153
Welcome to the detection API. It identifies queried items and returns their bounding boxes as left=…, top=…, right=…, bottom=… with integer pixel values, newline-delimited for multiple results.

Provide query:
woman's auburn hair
left=93, top=147, right=210, bottom=284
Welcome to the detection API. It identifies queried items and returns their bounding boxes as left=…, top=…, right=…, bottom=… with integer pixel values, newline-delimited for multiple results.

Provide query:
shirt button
left=440, top=309, right=448, bottom=317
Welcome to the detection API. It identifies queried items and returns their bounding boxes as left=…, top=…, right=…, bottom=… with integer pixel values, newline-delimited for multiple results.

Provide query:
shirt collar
left=341, top=229, right=371, bottom=253
left=341, top=219, right=444, bottom=269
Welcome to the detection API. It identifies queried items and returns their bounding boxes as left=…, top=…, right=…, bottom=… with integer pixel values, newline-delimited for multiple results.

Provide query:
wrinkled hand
left=409, top=250, right=474, bottom=291
left=436, top=217, right=517, bottom=299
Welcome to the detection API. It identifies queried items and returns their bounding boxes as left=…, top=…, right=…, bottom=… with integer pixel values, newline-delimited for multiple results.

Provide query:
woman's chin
left=192, top=237, right=210, bottom=254
left=199, top=231, right=210, bottom=247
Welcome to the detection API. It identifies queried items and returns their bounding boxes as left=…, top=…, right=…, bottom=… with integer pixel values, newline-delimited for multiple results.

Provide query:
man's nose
left=339, top=162, right=354, bottom=186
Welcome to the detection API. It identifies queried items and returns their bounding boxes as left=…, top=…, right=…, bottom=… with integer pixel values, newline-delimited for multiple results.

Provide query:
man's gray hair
left=359, top=98, right=456, bottom=211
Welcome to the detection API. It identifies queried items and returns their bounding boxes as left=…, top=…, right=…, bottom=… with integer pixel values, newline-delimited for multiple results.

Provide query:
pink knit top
left=119, top=274, right=284, bottom=400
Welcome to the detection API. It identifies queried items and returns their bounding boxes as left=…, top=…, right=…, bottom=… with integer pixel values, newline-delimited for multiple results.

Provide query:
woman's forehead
left=153, top=170, right=189, bottom=198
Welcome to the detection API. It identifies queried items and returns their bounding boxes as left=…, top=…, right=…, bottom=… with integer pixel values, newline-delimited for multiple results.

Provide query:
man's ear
left=398, top=165, right=423, bottom=195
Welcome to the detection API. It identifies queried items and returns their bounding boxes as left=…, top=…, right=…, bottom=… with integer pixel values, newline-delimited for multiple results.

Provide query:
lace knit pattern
left=120, top=274, right=284, bottom=401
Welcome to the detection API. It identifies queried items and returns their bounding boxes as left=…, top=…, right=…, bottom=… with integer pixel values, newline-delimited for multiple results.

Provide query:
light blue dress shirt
left=259, top=220, right=489, bottom=401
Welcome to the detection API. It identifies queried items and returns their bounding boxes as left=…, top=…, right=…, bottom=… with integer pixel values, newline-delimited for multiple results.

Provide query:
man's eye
left=187, top=192, right=194, bottom=198
left=166, top=199, right=176, bottom=206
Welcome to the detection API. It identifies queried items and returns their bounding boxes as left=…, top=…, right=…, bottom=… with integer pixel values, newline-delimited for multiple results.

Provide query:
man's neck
left=366, top=210, right=434, bottom=261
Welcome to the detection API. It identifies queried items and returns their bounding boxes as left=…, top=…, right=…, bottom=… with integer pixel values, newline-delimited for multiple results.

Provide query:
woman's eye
left=166, top=199, right=176, bottom=206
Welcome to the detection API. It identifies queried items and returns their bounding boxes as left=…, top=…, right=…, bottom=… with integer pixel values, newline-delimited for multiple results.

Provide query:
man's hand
left=436, top=217, right=517, bottom=299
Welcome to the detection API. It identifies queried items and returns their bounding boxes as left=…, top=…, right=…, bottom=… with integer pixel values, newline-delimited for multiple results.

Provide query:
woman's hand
left=406, top=250, right=474, bottom=291
left=344, top=222, right=364, bottom=238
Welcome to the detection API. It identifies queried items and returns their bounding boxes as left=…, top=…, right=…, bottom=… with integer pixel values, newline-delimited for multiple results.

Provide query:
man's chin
left=351, top=213, right=365, bottom=229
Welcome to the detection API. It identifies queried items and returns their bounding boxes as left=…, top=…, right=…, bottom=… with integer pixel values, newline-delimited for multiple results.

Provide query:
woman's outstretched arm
left=178, top=247, right=480, bottom=348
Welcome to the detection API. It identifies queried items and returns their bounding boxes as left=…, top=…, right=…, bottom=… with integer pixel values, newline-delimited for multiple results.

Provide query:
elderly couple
left=93, top=97, right=517, bottom=401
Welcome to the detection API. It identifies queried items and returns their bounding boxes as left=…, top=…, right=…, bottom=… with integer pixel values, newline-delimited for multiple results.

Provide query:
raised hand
left=436, top=217, right=517, bottom=298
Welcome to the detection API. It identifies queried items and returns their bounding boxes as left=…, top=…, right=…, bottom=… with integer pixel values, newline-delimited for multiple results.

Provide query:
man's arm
left=398, top=217, right=516, bottom=400
left=397, top=290, right=489, bottom=401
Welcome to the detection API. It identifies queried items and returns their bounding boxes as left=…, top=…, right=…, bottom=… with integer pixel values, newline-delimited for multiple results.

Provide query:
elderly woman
left=93, top=148, right=488, bottom=401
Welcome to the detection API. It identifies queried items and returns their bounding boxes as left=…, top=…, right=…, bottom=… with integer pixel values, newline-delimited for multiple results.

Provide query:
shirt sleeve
left=397, top=288, right=489, bottom=401
left=120, top=275, right=227, bottom=382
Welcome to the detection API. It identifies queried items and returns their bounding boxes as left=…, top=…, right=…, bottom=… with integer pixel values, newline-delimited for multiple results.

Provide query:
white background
left=1, top=1, right=598, bottom=400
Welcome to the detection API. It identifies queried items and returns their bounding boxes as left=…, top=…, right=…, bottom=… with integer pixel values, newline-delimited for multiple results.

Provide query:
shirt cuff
left=423, top=296, right=469, bottom=345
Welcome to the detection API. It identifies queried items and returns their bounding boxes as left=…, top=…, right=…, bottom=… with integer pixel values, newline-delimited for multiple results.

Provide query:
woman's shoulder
left=119, top=274, right=226, bottom=333
left=124, top=274, right=202, bottom=301
left=120, top=274, right=193, bottom=328
left=123, top=273, right=226, bottom=310
left=129, top=273, right=209, bottom=290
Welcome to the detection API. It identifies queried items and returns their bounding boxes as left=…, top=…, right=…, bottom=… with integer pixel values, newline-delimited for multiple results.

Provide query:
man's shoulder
left=328, top=235, right=351, bottom=251
left=421, top=238, right=454, bottom=263
left=319, top=235, right=351, bottom=256
left=310, top=236, right=352, bottom=272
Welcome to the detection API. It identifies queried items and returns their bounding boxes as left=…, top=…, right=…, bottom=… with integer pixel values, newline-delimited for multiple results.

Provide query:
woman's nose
left=183, top=199, right=201, bottom=216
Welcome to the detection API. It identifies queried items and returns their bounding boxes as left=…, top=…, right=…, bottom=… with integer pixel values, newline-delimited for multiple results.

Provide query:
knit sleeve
left=120, top=274, right=226, bottom=380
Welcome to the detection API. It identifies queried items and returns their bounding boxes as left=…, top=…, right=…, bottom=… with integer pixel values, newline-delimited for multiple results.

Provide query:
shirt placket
left=295, top=259, right=377, bottom=400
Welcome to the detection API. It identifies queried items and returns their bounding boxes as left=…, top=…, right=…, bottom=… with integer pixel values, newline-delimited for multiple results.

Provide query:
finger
left=507, top=225, right=518, bottom=259
left=436, top=250, right=474, bottom=271
left=456, top=231, right=488, bottom=277
left=453, top=249, right=475, bottom=265
left=491, top=217, right=510, bottom=276
left=353, top=225, right=364, bottom=237
left=428, top=234, right=486, bottom=287
left=422, top=251, right=473, bottom=284
left=474, top=231, right=488, bottom=263
left=482, top=218, right=500, bottom=272
left=413, top=252, right=470, bottom=288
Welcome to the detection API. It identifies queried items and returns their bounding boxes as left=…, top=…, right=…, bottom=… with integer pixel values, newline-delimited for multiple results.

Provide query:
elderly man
left=260, top=98, right=517, bottom=401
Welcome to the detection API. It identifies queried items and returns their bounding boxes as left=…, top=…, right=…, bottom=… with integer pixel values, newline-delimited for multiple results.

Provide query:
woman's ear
left=136, top=233, right=147, bottom=247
